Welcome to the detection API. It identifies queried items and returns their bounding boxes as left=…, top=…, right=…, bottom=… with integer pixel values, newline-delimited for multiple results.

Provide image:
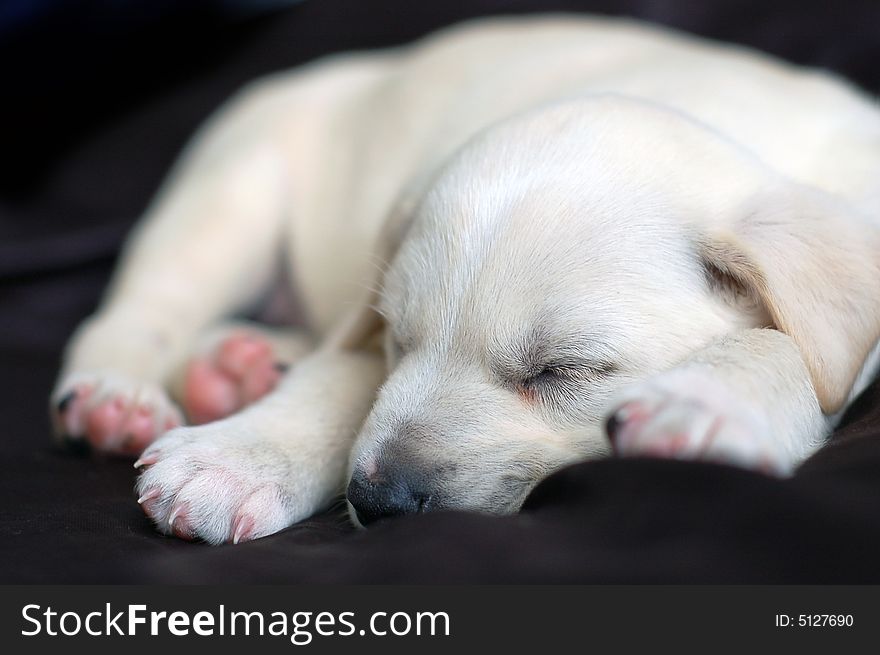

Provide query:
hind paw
left=181, top=331, right=285, bottom=424
left=51, top=371, right=183, bottom=456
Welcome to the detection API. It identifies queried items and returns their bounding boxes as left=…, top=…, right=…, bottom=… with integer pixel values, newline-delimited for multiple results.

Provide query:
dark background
left=2, top=0, right=880, bottom=583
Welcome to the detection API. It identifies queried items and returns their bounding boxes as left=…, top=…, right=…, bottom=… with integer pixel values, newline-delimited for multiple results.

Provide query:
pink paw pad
left=54, top=380, right=181, bottom=457
left=55, top=386, right=179, bottom=456
left=182, top=332, right=284, bottom=424
left=85, top=397, right=128, bottom=447
left=605, top=400, right=703, bottom=458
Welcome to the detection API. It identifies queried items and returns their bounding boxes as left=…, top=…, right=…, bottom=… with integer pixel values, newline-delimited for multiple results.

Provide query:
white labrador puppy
left=51, top=15, right=880, bottom=543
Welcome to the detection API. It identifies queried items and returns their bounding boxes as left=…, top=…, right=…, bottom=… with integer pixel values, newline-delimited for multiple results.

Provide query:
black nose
left=346, top=468, right=429, bottom=526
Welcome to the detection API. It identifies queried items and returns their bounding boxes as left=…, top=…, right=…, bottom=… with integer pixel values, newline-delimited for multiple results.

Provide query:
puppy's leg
left=169, top=321, right=314, bottom=425
left=51, top=95, right=291, bottom=456
left=135, top=347, right=384, bottom=544
left=605, top=329, right=833, bottom=475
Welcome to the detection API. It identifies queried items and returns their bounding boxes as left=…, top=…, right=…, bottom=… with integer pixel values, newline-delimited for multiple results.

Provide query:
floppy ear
left=325, top=198, right=417, bottom=351
left=699, top=187, right=880, bottom=414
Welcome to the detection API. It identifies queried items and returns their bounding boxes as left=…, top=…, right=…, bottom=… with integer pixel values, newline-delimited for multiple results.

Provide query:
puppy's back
left=362, top=14, right=880, bottom=211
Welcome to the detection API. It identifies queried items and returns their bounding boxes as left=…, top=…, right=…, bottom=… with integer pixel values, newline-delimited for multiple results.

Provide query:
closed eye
left=518, top=360, right=617, bottom=390
left=520, top=366, right=562, bottom=388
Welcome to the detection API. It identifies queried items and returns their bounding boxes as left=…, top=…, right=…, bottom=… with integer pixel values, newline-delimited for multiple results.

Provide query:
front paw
left=604, top=370, right=792, bottom=476
left=51, top=371, right=183, bottom=456
left=134, top=423, right=306, bottom=544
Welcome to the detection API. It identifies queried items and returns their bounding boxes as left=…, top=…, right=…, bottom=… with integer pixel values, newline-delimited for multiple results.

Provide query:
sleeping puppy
left=50, top=15, right=880, bottom=542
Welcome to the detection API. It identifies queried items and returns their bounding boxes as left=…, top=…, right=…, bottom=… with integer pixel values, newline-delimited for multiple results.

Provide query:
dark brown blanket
left=2, top=0, right=879, bottom=583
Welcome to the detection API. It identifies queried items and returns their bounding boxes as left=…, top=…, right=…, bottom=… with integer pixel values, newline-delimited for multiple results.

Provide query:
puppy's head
left=344, top=97, right=880, bottom=525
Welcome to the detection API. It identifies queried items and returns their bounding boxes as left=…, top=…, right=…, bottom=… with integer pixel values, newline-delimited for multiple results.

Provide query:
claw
left=231, top=514, right=255, bottom=545
left=168, top=504, right=183, bottom=530
left=137, top=488, right=160, bottom=505
left=133, top=452, right=160, bottom=468
left=168, top=503, right=194, bottom=540
left=56, top=390, right=77, bottom=414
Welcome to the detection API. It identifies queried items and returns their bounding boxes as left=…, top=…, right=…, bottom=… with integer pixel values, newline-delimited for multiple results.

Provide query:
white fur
left=52, top=15, right=880, bottom=542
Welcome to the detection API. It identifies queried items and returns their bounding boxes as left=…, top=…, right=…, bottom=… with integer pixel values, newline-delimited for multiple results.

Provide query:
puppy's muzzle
left=346, top=467, right=432, bottom=526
